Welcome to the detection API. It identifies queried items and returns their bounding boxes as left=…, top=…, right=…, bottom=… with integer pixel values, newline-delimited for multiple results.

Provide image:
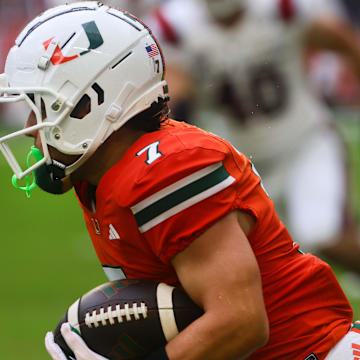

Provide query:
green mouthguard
left=11, top=146, right=43, bottom=198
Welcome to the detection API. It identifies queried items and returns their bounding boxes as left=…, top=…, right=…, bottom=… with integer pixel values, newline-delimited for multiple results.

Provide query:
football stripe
left=156, top=283, right=179, bottom=342
left=132, top=162, right=235, bottom=233
left=67, top=298, right=81, bottom=334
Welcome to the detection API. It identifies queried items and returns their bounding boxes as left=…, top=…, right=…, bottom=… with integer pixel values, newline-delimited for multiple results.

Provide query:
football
left=53, top=279, right=203, bottom=359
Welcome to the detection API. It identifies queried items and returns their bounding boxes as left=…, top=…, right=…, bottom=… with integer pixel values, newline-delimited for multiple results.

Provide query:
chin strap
left=11, top=146, right=42, bottom=198
left=11, top=146, right=74, bottom=197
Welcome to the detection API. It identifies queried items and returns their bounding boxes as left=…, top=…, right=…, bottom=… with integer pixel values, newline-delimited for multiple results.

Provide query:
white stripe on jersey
left=131, top=162, right=235, bottom=233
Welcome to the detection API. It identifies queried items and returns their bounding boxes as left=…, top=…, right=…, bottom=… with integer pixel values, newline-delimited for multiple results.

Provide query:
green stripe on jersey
left=131, top=162, right=235, bottom=233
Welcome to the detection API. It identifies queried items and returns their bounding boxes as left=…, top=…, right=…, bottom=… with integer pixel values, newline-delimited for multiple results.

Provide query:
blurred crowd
left=1, top=0, right=360, bottom=273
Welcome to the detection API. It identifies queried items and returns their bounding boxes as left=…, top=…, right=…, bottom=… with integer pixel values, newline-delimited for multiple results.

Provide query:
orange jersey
left=75, top=120, right=352, bottom=359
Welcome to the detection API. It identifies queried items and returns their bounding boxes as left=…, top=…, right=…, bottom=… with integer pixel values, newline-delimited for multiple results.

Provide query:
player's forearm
left=165, top=308, right=269, bottom=360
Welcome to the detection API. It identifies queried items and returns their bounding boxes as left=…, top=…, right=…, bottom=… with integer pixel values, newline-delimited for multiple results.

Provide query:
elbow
left=246, top=311, right=270, bottom=351
left=254, top=314, right=270, bottom=349
left=232, top=309, right=270, bottom=355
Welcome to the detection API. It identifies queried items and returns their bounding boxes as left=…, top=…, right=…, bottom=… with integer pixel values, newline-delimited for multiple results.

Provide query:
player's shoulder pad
left=117, top=121, right=243, bottom=232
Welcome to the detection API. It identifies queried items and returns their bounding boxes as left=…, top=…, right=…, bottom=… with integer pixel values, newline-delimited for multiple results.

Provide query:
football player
left=147, top=0, right=360, bottom=272
left=0, top=2, right=358, bottom=359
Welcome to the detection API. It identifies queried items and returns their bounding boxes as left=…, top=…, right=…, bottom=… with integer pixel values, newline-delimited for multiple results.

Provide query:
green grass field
left=0, top=112, right=359, bottom=359
left=0, top=130, right=106, bottom=359
left=331, top=108, right=360, bottom=319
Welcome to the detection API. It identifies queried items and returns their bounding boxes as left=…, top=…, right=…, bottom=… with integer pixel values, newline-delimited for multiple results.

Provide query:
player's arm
left=166, top=210, right=269, bottom=360
left=304, top=17, right=360, bottom=79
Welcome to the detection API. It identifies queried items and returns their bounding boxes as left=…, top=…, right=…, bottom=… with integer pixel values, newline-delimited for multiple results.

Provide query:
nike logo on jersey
left=109, top=224, right=120, bottom=240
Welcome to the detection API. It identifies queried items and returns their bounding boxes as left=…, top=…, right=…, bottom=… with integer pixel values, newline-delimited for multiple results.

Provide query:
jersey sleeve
left=124, top=126, right=278, bottom=265
left=128, top=145, right=242, bottom=265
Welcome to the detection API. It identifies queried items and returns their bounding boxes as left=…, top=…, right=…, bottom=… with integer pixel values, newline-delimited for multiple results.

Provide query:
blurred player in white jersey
left=46, top=0, right=162, bottom=18
left=148, top=0, right=360, bottom=271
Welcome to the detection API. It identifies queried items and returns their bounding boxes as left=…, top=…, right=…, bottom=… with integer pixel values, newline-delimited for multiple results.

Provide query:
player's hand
left=45, top=323, right=109, bottom=360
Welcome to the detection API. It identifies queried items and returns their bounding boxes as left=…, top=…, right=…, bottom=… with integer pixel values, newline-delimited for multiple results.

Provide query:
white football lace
left=85, top=303, right=148, bottom=328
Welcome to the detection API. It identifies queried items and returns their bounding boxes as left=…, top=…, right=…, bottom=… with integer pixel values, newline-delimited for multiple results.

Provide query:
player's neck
left=71, top=127, right=146, bottom=185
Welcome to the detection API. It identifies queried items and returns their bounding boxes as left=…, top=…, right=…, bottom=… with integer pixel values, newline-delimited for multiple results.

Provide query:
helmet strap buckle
left=105, top=103, right=123, bottom=123
left=38, top=38, right=58, bottom=71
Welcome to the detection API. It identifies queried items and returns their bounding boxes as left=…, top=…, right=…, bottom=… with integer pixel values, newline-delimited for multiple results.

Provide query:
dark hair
left=124, top=96, right=170, bottom=133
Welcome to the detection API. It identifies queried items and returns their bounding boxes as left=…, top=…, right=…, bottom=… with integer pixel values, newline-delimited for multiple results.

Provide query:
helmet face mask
left=0, top=89, right=58, bottom=178
left=0, top=1, right=168, bottom=189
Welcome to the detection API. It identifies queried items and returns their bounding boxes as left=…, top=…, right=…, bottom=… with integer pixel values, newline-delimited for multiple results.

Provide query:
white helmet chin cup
left=0, top=1, right=168, bottom=179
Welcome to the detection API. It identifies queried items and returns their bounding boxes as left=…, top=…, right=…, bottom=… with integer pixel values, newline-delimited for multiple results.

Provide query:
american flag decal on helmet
left=145, top=44, right=159, bottom=58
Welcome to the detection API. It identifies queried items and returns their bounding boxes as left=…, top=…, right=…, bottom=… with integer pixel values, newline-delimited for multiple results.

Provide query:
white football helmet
left=0, top=1, right=168, bottom=192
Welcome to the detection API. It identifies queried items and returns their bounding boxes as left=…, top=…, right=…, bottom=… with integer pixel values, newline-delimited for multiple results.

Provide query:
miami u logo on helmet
left=43, top=21, right=104, bottom=66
